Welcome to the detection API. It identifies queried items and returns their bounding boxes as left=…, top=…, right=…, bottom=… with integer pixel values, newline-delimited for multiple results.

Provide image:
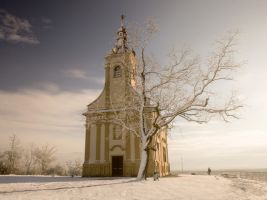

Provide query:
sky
left=0, top=0, right=267, bottom=170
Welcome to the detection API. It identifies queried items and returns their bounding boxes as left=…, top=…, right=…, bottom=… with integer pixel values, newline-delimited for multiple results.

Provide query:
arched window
left=113, top=66, right=122, bottom=78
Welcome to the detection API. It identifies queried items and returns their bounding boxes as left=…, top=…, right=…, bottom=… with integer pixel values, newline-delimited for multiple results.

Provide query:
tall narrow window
left=113, top=125, right=122, bottom=140
left=113, top=66, right=122, bottom=78
left=163, top=147, right=166, bottom=162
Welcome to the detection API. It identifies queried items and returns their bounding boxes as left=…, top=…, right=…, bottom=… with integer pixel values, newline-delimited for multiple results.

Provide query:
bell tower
left=104, top=15, right=137, bottom=107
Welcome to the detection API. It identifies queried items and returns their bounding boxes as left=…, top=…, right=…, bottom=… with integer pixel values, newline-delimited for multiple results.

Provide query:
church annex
left=82, top=16, right=170, bottom=177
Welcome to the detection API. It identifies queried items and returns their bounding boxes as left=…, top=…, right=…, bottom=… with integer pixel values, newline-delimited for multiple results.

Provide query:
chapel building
left=82, top=16, right=170, bottom=177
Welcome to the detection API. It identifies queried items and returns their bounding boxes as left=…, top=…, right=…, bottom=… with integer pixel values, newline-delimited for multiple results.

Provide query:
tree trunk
left=137, top=147, right=149, bottom=180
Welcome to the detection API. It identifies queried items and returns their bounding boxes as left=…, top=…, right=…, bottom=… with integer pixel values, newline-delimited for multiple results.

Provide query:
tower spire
left=112, top=15, right=128, bottom=54
left=121, top=14, right=125, bottom=27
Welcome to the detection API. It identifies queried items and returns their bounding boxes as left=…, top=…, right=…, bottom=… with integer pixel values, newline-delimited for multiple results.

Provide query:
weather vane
left=121, top=14, right=125, bottom=27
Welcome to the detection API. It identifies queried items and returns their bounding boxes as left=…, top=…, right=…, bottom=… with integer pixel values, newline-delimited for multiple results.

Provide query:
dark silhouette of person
left=153, top=171, right=159, bottom=181
left=208, top=167, right=211, bottom=175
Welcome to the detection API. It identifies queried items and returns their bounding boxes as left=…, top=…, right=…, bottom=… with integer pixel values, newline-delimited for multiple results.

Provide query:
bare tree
left=33, top=145, right=56, bottom=175
left=4, top=134, right=23, bottom=174
left=0, top=152, right=8, bottom=174
left=114, top=21, right=242, bottom=180
left=23, top=144, right=35, bottom=174
left=66, top=159, right=82, bottom=177
left=46, top=164, right=65, bottom=176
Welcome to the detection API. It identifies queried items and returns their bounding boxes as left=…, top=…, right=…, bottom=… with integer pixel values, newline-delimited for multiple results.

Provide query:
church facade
left=82, top=17, right=170, bottom=177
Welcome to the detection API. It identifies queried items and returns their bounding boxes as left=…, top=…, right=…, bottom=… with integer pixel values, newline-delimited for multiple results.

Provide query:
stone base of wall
left=123, top=161, right=140, bottom=176
left=82, top=160, right=170, bottom=177
left=82, top=163, right=110, bottom=177
left=82, top=161, right=140, bottom=177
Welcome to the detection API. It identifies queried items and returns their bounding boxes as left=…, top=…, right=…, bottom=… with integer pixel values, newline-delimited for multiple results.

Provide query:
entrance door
left=112, top=156, right=123, bottom=177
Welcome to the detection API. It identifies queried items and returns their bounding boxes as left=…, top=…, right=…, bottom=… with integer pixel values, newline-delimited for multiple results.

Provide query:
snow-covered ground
left=0, top=175, right=266, bottom=200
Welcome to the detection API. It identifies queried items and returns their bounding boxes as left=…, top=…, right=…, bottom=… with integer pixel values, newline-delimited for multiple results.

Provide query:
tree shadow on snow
left=0, top=175, right=132, bottom=184
left=0, top=176, right=137, bottom=194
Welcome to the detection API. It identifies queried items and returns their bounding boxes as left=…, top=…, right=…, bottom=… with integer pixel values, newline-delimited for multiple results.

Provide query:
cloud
left=42, top=17, right=52, bottom=29
left=168, top=119, right=267, bottom=170
left=40, top=82, right=61, bottom=93
left=62, top=68, right=104, bottom=84
left=0, top=9, right=39, bottom=44
left=63, top=69, right=88, bottom=80
left=0, top=87, right=101, bottom=162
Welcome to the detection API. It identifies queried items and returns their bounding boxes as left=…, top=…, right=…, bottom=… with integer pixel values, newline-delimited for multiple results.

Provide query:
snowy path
left=0, top=175, right=266, bottom=200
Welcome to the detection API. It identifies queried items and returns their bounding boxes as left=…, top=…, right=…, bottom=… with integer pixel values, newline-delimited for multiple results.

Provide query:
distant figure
left=153, top=171, right=159, bottom=181
left=208, top=167, right=211, bottom=175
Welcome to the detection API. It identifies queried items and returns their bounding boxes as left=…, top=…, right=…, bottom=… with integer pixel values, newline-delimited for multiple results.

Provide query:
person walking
left=208, top=167, right=211, bottom=175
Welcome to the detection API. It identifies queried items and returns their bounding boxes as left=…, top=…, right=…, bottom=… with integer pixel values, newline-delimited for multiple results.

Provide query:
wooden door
left=112, top=156, right=123, bottom=176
